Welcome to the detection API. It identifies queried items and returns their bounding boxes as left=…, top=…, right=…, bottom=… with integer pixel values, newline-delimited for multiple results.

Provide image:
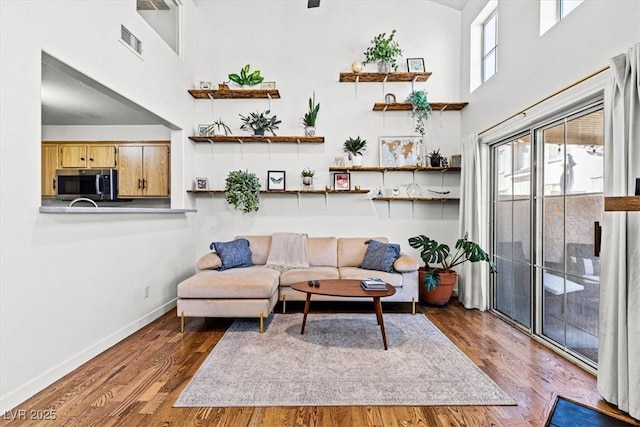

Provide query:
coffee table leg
left=373, top=297, right=389, bottom=350
left=301, top=292, right=311, bottom=334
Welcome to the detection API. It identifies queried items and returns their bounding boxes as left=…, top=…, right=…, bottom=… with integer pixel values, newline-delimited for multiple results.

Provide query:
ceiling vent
left=120, top=25, right=143, bottom=56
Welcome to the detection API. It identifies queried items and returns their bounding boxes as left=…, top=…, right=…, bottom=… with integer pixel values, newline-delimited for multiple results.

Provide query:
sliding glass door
left=491, top=103, right=603, bottom=366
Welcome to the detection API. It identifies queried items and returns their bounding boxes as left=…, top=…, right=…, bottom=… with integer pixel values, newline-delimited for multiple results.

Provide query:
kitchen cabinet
left=118, top=144, right=170, bottom=198
left=59, top=145, right=116, bottom=168
left=41, top=145, right=59, bottom=197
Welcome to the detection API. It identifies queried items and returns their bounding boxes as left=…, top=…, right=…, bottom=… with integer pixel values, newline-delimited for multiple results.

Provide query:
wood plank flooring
left=2, top=300, right=638, bottom=427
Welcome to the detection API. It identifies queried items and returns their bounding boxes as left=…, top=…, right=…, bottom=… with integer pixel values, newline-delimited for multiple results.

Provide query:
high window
left=540, top=0, right=584, bottom=35
left=137, top=0, right=181, bottom=54
left=559, top=0, right=583, bottom=19
left=482, top=12, right=498, bottom=83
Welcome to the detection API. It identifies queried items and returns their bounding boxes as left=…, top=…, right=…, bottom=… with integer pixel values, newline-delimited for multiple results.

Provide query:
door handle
left=142, top=179, right=147, bottom=189
left=89, top=158, right=94, bottom=161
left=53, top=178, right=56, bottom=190
left=138, top=179, right=142, bottom=189
left=81, top=157, right=85, bottom=161
left=594, top=221, right=601, bottom=257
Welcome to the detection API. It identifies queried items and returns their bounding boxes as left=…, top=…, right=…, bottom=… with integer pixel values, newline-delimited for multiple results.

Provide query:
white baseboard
left=0, top=299, right=177, bottom=414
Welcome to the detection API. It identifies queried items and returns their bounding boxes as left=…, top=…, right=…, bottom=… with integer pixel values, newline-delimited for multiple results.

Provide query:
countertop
left=39, top=207, right=197, bottom=214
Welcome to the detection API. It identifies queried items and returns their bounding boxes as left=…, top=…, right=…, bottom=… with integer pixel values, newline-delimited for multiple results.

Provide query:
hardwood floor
left=2, top=300, right=638, bottom=427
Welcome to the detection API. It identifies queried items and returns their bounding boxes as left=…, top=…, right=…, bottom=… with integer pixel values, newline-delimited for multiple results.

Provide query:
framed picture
left=334, top=157, right=345, bottom=167
left=199, top=81, right=212, bottom=90
left=451, top=154, right=462, bottom=167
left=407, top=58, right=425, bottom=72
left=334, top=172, right=350, bottom=191
left=267, top=170, right=286, bottom=191
left=384, top=93, right=396, bottom=104
left=379, top=136, right=423, bottom=167
left=197, top=124, right=210, bottom=137
left=260, top=81, right=276, bottom=90
left=195, top=177, right=208, bottom=190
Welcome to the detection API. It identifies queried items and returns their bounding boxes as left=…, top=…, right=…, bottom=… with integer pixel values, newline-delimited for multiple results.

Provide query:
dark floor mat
left=547, top=396, right=638, bottom=427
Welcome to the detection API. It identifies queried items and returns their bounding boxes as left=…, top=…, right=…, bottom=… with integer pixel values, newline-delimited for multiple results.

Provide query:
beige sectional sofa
left=177, top=235, right=419, bottom=332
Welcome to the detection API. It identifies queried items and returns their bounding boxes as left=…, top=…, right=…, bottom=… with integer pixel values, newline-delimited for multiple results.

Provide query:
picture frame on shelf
left=199, top=81, right=212, bottom=90
left=334, top=173, right=351, bottom=191
left=260, top=81, right=276, bottom=90
left=334, top=157, right=345, bottom=167
left=379, top=136, right=423, bottom=167
left=197, top=124, right=211, bottom=137
left=195, top=177, right=208, bottom=190
left=384, top=93, right=396, bottom=104
left=440, top=157, right=449, bottom=168
left=451, top=154, right=462, bottom=167
left=267, top=170, right=286, bottom=191
left=406, top=58, right=425, bottom=72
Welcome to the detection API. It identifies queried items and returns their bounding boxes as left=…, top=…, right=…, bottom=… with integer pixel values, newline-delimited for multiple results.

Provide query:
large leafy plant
left=408, top=233, right=497, bottom=290
left=406, top=89, right=432, bottom=135
left=228, top=64, right=264, bottom=86
left=362, top=29, right=403, bottom=71
left=224, top=170, right=261, bottom=213
left=239, top=110, right=281, bottom=135
left=343, top=136, right=367, bottom=158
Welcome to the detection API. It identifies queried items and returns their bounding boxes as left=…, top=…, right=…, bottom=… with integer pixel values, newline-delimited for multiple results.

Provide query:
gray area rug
left=174, top=313, right=516, bottom=407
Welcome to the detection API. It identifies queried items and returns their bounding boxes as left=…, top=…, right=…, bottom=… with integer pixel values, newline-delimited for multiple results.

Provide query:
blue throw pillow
left=360, top=239, right=400, bottom=273
left=210, top=238, right=253, bottom=271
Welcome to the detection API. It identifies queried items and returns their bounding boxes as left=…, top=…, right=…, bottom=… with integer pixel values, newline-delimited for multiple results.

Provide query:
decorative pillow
left=210, top=238, right=253, bottom=271
left=360, top=239, right=400, bottom=273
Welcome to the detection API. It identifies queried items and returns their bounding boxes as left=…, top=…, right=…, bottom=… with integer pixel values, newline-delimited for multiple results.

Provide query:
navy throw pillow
left=360, top=239, right=400, bottom=273
left=210, top=238, right=253, bottom=271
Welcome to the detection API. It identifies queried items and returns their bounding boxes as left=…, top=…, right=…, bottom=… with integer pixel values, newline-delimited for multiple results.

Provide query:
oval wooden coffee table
left=290, top=279, right=396, bottom=350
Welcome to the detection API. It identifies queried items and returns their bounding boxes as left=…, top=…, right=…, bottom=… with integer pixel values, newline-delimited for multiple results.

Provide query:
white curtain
left=598, top=43, right=640, bottom=421
left=458, top=134, right=490, bottom=310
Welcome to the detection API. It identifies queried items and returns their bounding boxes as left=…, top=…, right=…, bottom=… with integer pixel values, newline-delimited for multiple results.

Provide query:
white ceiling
left=430, top=0, right=468, bottom=11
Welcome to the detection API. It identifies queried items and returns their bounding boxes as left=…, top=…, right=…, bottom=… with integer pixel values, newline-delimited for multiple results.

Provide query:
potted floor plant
left=302, top=92, right=320, bottom=137
left=406, top=89, right=432, bottom=135
left=362, top=29, right=403, bottom=73
left=408, top=233, right=496, bottom=306
left=343, top=136, right=367, bottom=167
left=239, top=110, right=281, bottom=136
left=224, top=170, right=261, bottom=213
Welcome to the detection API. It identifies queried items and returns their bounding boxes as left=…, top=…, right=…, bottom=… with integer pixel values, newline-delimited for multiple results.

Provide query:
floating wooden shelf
left=372, top=102, right=468, bottom=111
left=187, top=189, right=370, bottom=194
left=329, top=166, right=461, bottom=172
left=188, top=89, right=281, bottom=99
left=372, top=197, right=459, bottom=202
left=604, top=196, right=640, bottom=211
left=339, top=72, right=432, bottom=83
left=189, top=135, right=324, bottom=143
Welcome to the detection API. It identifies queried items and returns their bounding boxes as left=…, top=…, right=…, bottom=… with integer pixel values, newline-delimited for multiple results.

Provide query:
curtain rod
left=478, top=65, right=611, bottom=136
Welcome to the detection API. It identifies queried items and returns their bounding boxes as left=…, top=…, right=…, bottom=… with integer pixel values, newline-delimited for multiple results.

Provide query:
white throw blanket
left=265, top=232, right=309, bottom=272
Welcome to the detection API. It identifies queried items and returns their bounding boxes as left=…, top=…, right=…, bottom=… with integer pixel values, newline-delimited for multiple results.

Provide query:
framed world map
left=379, top=136, right=423, bottom=167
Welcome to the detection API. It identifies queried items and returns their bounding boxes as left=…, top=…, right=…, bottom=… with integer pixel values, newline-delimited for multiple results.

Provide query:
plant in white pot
left=301, top=167, right=315, bottom=186
left=408, top=233, right=497, bottom=306
left=301, top=92, right=320, bottom=137
left=343, top=136, right=367, bottom=167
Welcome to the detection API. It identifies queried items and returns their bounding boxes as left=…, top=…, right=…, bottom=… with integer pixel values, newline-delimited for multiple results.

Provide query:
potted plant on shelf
left=362, top=29, right=403, bottom=73
left=408, top=233, right=496, bottom=306
left=228, top=64, right=264, bottom=88
left=343, top=136, right=367, bottom=167
left=427, top=148, right=444, bottom=167
left=302, top=92, right=320, bottom=137
left=207, top=118, right=232, bottom=136
left=239, top=110, right=281, bottom=136
left=224, top=170, right=261, bottom=213
left=406, top=89, right=432, bottom=135
left=301, top=167, right=315, bottom=186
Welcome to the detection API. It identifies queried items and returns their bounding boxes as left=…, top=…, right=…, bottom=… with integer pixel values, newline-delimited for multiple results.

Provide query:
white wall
left=190, top=0, right=464, bottom=255
left=0, top=1, right=197, bottom=412
left=460, top=0, right=640, bottom=137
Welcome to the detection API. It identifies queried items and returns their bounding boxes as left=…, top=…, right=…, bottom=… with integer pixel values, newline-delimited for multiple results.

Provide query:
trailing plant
left=427, top=148, right=444, bottom=167
left=207, top=118, right=232, bottom=136
left=301, top=167, right=315, bottom=178
left=408, top=233, right=497, bottom=291
left=228, top=64, right=264, bottom=87
left=224, top=170, right=261, bottom=213
left=343, top=136, right=367, bottom=160
left=302, top=92, right=320, bottom=127
left=406, top=89, right=432, bottom=135
left=239, top=110, right=282, bottom=135
left=362, top=29, right=403, bottom=71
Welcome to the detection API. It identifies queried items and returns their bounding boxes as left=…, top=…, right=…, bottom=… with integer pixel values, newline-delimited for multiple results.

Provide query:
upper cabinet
left=59, top=145, right=117, bottom=169
left=118, top=144, right=170, bottom=198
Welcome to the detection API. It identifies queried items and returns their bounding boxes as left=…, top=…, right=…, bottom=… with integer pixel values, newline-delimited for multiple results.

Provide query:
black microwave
left=56, top=169, right=118, bottom=201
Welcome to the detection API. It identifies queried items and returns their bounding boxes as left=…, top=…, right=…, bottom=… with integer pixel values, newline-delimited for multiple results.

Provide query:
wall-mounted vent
left=120, top=25, right=143, bottom=56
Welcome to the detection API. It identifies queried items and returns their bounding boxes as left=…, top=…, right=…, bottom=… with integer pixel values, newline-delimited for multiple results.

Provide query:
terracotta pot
left=418, top=269, right=457, bottom=307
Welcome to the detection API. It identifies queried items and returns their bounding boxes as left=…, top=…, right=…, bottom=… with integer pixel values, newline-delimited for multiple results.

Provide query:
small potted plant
left=362, top=29, right=403, bottom=73
left=207, top=119, right=232, bottom=136
left=301, top=167, right=315, bottom=186
left=427, top=148, right=444, bottom=168
left=224, top=170, right=261, bottom=213
left=239, top=110, right=281, bottom=136
left=343, top=136, right=367, bottom=167
left=408, top=233, right=497, bottom=306
left=302, top=92, right=320, bottom=136
left=228, top=64, right=264, bottom=88
left=406, top=89, right=432, bottom=135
